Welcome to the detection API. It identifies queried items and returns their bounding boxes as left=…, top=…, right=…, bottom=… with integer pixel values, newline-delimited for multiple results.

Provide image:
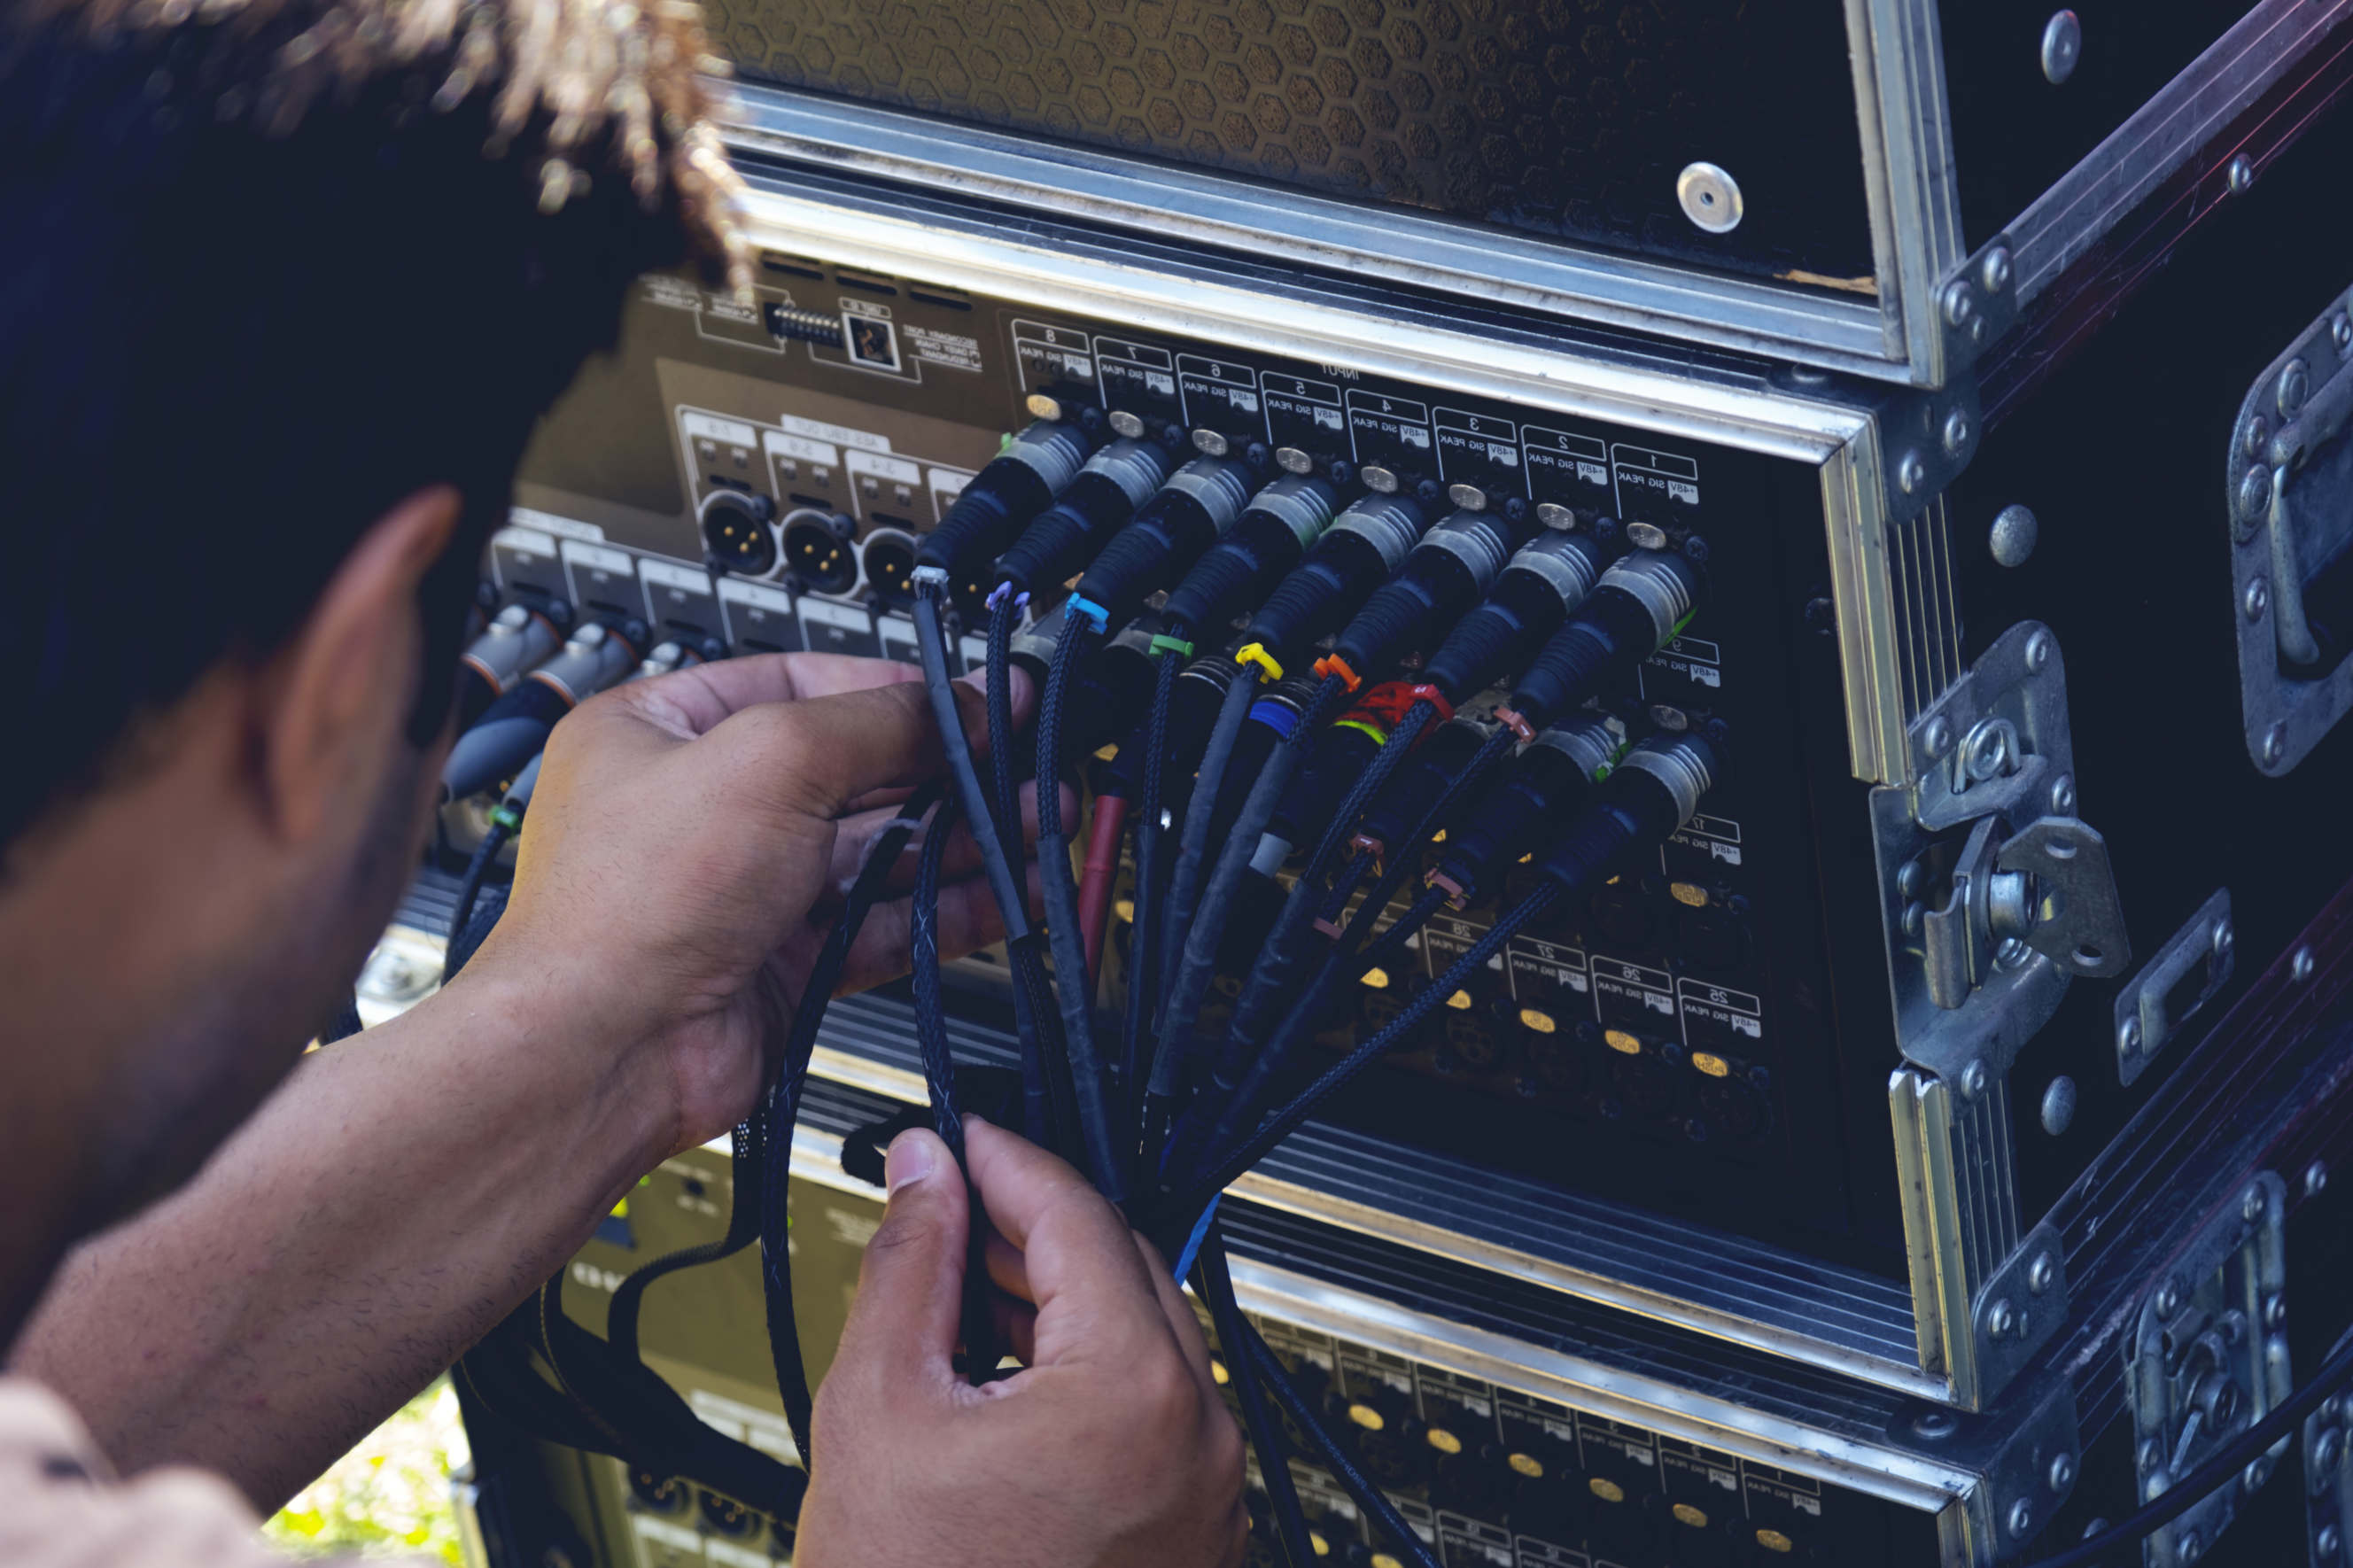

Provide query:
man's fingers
left=830, top=1130, right=969, bottom=1389
left=986, top=1292, right=1039, bottom=1366
left=982, top=1230, right=1032, bottom=1302
left=1137, top=1234, right=1219, bottom=1394
left=835, top=863, right=1044, bottom=997
left=825, top=780, right=1072, bottom=900
left=603, top=653, right=928, bottom=741
left=959, top=1118, right=1170, bottom=1362
left=733, top=665, right=1038, bottom=819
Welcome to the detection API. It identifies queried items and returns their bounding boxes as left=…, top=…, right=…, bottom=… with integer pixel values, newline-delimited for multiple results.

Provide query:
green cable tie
left=1150, top=633, right=1195, bottom=659
left=487, top=803, right=523, bottom=833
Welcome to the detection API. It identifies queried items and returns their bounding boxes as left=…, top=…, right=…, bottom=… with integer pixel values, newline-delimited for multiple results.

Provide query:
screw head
left=1899, top=449, right=1929, bottom=494
left=2118, top=1016, right=2144, bottom=1056
left=2041, top=10, right=2082, bottom=83
left=2244, top=1455, right=2273, bottom=1494
left=1675, top=161, right=1745, bottom=233
left=2242, top=1186, right=2265, bottom=1223
left=2049, top=1453, right=2077, bottom=1492
left=2263, top=723, right=2288, bottom=768
left=2246, top=415, right=2271, bottom=458
left=1898, top=858, right=1927, bottom=899
left=1997, top=936, right=2033, bottom=969
left=2009, top=1498, right=2036, bottom=1538
left=2039, top=1078, right=2077, bottom=1137
left=1986, top=1298, right=2017, bottom=1339
left=2228, top=153, right=2256, bottom=193
left=1990, top=503, right=2039, bottom=567
left=1943, top=407, right=1973, bottom=455
left=2294, top=947, right=2318, bottom=982
left=2025, top=628, right=2055, bottom=671
left=2306, top=1158, right=2328, bottom=1194
left=2318, top=1429, right=2345, bottom=1478
left=2279, top=359, right=2312, bottom=418
left=1902, top=899, right=1927, bottom=936
left=2320, top=1523, right=2342, bottom=1558
left=2049, top=773, right=2077, bottom=814
left=1942, top=280, right=1976, bottom=328
left=2212, top=919, right=2234, bottom=957
left=2028, top=1250, right=2059, bottom=1294
left=2139, top=1439, right=2165, bottom=1473
left=2238, top=464, right=2272, bottom=529
left=1925, top=715, right=1954, bottom=755
left=1961, top=1060, right=1989, bottom=1099
left=2156, top=1280, right=2183, bottom=1319
left=2265, top=1290, right=2291, bottom=1328
left=2180, top=1526, right=2203, bottom=1562
left=2246, top=577, right=2270, bottom=621
left=1912, top=1409, right=1959, bottom=1440
left=1981, top=246, right=2015, bottom=295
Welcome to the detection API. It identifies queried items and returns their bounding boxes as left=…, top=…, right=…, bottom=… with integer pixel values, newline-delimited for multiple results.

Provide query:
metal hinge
left=2126, top=1173, right=2292, bottom=1568
left=1872, top=621, right=2132, bottom=1086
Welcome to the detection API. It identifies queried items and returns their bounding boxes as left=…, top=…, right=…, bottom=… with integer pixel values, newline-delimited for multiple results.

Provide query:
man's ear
left=253, top=485, right=462, bottom=844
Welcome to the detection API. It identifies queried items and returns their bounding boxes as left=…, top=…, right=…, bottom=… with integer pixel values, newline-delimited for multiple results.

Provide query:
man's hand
left=460, top=652, right=1050, bottom=1164
left=796, top=1118, right=1247, bottom=1568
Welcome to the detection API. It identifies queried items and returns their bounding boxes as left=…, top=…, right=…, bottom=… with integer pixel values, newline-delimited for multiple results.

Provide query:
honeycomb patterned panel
left=714, top=0, right=1878, bottom=287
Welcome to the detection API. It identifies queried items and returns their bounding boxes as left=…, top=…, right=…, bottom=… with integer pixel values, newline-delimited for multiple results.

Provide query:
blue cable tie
left=1170, top=1192, right=1223, bottom=1282
left=1247, top=698, right=1300, bottom=739
left=1066, top=594, right=1111, bottom=632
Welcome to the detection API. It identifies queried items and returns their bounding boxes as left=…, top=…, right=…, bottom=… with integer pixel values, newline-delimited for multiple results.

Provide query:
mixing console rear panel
left=510, top=258, right=1899, bottom=1267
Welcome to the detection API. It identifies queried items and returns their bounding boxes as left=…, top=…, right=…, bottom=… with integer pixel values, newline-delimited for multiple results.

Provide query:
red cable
left=1078, top=793, right=1131, bottom=985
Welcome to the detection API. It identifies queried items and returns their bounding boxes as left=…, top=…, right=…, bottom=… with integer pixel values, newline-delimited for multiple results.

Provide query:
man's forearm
left=5, top=960, right=672, bottom=1510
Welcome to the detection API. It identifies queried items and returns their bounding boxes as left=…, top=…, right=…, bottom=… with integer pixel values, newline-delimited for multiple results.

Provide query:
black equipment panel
left=510, top=252, right=1909, bottom=1269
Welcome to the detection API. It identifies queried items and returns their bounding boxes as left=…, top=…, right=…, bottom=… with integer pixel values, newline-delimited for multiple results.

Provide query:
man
left=0, top=0, right=1245, bottom=1563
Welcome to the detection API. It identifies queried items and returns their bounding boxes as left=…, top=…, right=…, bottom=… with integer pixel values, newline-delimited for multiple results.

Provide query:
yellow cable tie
left=1234, top=641, right=1285, bottom=682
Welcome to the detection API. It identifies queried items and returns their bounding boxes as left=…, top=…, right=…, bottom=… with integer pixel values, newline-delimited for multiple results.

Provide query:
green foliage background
left=265, top=1378, right=467, bottom=1564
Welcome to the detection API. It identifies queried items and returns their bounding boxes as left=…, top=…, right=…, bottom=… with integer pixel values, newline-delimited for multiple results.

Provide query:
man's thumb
left=838, top=1129, right=970, bottom=1373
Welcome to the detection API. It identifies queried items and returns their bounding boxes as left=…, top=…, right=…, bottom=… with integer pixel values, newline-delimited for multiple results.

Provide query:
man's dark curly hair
left=0, top=0, right=744, bottom=856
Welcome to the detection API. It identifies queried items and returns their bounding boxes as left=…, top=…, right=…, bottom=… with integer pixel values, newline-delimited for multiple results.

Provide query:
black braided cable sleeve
left=1168, top=884, right=1557, bottom=1222
left=1195, top=1230, right=1315, bottom=1568
left=1243, top=1322, right=1442, bottom=1568
left=1034, top=615, right=1126, bottom=1198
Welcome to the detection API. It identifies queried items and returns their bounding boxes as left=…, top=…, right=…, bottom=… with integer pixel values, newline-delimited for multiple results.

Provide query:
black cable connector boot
left=916, top=418, right=1098, bottom=585
left=1074, top=458, right=1257, bottom=629
left=1318, top=507, right=1529, bottom=690
left=1160, top=475, right=1339, bottom=635
left=1500, top=549, right=1701, bottom=736
left=441, top=617, right=643, bottom=802
left=1426, top=718, right=1620, bottom=907
left=1239, top=493, right=1426, bottom=672
left=1418, top=530, right=1611, bottom=703
left=991, top=438, right=1173, bottom=598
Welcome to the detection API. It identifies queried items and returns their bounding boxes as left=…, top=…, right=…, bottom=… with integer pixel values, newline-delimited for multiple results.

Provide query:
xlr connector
left=915, top=417, right=1098, bottom=585
left=454, top=601, right=567, bottom=728
left=1418, top=531, right=1611, bottom=704
left=1427, top=718, right=1620, bottom=907
left=1318, top=508, right=1530, bottom=691
left=1240, top=493, right=1427, bottom=673
left=1347, top=717, right=1496, bottom=861
left=1499, top=549, right=1701, bottom=737
left=1073, top=458, right=1258, bottom=630
left=1534, top=731, right=1722, bottom=892
left=1160, top=475, right=1339, bottom=636
left=991, top=438, right=1174, bottom=598
left=440, top=618, right=642, bottom=802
